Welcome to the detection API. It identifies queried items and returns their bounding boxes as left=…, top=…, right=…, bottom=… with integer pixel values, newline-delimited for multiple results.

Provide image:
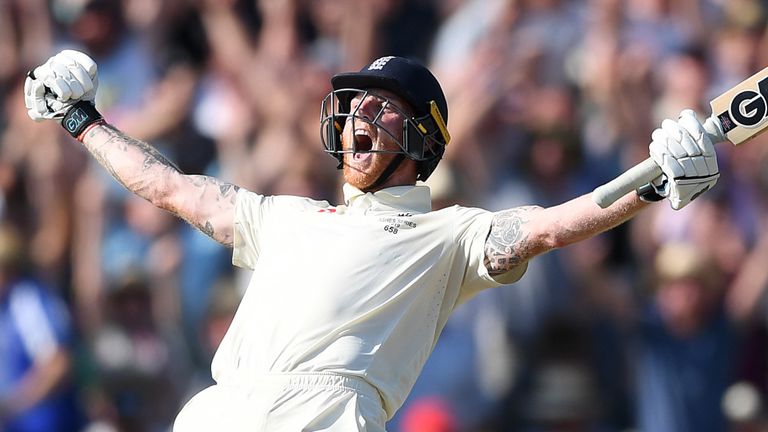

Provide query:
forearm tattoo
left=82, top=124, right=239, bottom=245
left=83, top=125, right=182, bottom=191
left=484, top=206, right=539, bottom=275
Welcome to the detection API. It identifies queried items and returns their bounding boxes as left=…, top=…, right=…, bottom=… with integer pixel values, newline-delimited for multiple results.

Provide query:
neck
left=343, top=156, right=418, bottom=192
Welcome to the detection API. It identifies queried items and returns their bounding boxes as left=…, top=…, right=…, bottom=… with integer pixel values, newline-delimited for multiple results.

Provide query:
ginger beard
left=341, top=122, right=403, bottom=191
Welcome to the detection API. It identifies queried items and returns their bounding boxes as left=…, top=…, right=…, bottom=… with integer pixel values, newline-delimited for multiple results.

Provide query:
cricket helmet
left=320, top=56, right=451, bottom=182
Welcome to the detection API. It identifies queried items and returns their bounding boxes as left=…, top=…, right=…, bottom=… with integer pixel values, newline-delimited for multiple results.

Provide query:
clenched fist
left=24, top=50, right=103, bottom=138
left=648, top=109, right=720, bottom=210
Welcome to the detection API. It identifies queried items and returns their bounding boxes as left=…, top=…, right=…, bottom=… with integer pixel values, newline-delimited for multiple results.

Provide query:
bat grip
left=593, top=158, right=661, bottom=208
left=592, top=115, right=724, bottom=208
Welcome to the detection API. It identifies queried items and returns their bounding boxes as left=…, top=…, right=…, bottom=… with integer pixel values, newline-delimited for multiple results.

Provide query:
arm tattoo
left=82, top=124, right=240, bottom=245
left=202, top=221, right=215, bottom=237
left=484, top=206, right=539, bottom=275
left=85, top=125, right=182, bottom=193
left=188, top=176, right=239, bottom=245
left=220, top=183, right=236, bottom=196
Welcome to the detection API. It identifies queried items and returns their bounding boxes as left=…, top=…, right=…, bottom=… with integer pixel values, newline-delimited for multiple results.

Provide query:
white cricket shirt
left=212, top=184, right=527, bottom=418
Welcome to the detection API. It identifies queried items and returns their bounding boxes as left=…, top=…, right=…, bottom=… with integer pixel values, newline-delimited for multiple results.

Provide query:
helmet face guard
left=320, top=88, right=449, bottom=181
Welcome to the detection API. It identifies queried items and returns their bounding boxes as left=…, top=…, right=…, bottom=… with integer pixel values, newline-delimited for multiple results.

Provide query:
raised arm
left=484, top=192, right=647, bottom=275
left=485, top=109, right=720, bottom=275
left=24, top=50, right=239, bottom=246
left=80, top=123, right=238, bottom=245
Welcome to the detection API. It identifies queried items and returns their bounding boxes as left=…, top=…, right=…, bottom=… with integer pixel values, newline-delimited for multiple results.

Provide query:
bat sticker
left=727, top=76, right=768, bottom=129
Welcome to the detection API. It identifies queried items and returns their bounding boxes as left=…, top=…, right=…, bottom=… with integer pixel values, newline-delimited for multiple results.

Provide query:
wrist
left=77, top=119, right=106, bottom=142
left=61, top=100, right=103, bottom=139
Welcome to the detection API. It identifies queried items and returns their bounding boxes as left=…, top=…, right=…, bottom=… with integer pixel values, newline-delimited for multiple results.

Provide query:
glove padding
left=24, top=50, right=98, bottom=121
left=648, top=109, right=719, bottom=210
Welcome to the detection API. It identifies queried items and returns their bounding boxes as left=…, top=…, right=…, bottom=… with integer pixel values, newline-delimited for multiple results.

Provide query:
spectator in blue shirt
left=0, top=224, right=83, bottom=432
left=633, top=241, right=736, bottom=432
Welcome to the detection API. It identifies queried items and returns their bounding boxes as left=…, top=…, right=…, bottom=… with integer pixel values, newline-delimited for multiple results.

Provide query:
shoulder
left=446, top=205, right=494, bottom=228
left=420, top=205, right=495, bottom=242
left=236, top=189, right=334, bottom=213
left=426, top=204, right=493, bottom=219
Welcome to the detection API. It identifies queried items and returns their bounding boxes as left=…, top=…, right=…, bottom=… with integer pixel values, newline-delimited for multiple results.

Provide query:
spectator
left=0, top=224, right=84, bottom=432
left=632, top=241, right=736, bottom=432
left=88, top=270, right=189, bottom=432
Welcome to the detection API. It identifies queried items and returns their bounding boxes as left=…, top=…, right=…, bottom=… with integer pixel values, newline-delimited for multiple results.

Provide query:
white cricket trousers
left=173, top=372, right=387, bottom=431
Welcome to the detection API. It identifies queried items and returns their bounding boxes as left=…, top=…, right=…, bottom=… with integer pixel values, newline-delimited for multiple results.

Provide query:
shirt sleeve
left=452, top=206, right=528, bottom=306
left=232, top=189, right=332, bottom=270
left=232, top=189, right=267, bottom=270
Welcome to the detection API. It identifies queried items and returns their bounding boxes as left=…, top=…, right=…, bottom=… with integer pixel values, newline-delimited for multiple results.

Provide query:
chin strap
left=362, top=153, right=406, bottom=192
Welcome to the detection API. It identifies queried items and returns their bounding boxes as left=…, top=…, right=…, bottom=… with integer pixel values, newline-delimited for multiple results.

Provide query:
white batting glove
left=648, top=109, right=719, bottom=210
left=24, top=50, right=98, bottom=122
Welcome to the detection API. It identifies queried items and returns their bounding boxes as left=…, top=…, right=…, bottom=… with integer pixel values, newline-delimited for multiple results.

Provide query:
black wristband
left=61, top=100, right=102, bottom=138
left=636, top=182, right=665, bottom=203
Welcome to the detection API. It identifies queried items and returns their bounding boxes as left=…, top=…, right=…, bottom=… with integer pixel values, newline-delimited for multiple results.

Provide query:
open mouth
left=353, top=130, right=374, bottom=154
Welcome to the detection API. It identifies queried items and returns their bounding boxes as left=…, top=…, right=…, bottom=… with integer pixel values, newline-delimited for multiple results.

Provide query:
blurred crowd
left=3, top=0, right=768, bottom=431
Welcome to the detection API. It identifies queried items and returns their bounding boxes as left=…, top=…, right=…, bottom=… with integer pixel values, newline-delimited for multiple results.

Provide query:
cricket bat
left=593, top=65, right=768, bottom=208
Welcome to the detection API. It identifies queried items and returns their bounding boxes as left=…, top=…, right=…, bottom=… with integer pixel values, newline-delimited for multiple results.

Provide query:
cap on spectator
left=653, top=242, right=720, bottom=289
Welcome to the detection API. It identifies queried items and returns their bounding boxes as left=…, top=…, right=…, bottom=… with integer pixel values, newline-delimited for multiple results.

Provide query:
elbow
left=548, top=232, right=570, bottom=250
left=145, top=176, right=181, bottom=211
left=121, top=173, right=178, bottom=211
left=145, top=186, right=172, bottom=210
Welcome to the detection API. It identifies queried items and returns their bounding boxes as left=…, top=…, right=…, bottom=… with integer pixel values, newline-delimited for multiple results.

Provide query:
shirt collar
left=342, top=183, right=432, bottom=213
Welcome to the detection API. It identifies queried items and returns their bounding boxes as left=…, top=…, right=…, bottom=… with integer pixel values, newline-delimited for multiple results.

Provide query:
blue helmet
left=321, top=56, right=450, bottom=182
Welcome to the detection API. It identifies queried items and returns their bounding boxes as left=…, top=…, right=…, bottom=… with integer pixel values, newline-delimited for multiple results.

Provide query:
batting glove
left=24, top=50, right=103, bottom=138
left=645, top=109, right=719, bottom=210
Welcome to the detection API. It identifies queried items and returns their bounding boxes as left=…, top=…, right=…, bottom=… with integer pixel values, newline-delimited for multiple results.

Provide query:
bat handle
left=702, top=115, right=726, bottom=143
left=592, top=115, right=724, bottom=208
left=592, top=158, right=661, bottom=208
